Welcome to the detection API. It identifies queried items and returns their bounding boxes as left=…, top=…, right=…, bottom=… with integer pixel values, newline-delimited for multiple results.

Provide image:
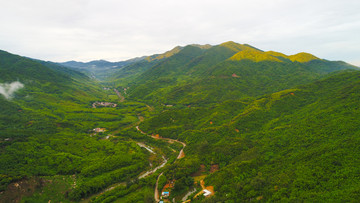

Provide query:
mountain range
left=1, top=41, right=360, bottom=202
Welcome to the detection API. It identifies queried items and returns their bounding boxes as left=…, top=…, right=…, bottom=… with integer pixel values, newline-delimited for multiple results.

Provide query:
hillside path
left=154, top=172, right=163, bottom=202
left=114, top=89, right=125, bottom=102
left=136, top=126, right=186, bottom=159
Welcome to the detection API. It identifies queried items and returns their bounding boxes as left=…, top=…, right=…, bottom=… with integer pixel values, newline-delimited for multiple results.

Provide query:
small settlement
left=89, top=128, right=107, bottom=137
left=93, top=128, right=106, bottom=133
left=92, top=101, right=117, bottom=108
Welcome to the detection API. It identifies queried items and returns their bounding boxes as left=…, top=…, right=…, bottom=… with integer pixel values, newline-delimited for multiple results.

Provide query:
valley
left=1, top=42, right=360, bottom=202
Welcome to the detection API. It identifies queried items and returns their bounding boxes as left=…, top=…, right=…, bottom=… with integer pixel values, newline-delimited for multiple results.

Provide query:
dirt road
left=136, top=126, right=186, bottom=159
left=154, top=172, right=163, bottom=202
left=114, top=89, right=125, bottom=102
left=138, top=155, right=167, bottom=179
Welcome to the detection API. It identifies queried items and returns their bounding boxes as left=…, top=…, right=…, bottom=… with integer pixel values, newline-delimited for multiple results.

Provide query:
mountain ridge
left=115, top=41, right=357, bottom=105
left=1, top=43, right=360, bottom=202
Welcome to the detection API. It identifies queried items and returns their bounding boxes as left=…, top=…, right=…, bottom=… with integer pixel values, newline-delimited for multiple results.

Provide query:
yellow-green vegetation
left=146, top=46, right=183, bottom=62
left=289, top=52, right=320, bottom=62
left=265, top=51, right=289, bottom=58
left=230, top=50, right=320, bottom=63
left=229, top=49, right=283, bottom=62
left=219, top=41, right=254, bottom=52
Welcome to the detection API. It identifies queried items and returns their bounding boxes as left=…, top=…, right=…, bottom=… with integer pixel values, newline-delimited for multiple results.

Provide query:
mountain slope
left=0, top=50, right=150, bottom=196
left=138, top=70, right=360, bottom=202
left=205, top=71, right=360, bottom=201
left=122, top=42, right=356, bottom=105
left=0, top=50, right=71, bottom=83
left=0, top=49, right=110, bottom=142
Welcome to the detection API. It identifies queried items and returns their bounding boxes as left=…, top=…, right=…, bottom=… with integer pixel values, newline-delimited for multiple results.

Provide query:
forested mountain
left=0, top=50, right=152, bottom=202
left=0, top=50, right=107, bottom=136
left=117, top=42, right=356, bottom=105
left=139, top=70, right=360, bottom=201
left=1, top=42, right=360, bottom=202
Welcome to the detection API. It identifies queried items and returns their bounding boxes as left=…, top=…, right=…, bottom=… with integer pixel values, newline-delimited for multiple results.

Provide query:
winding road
left=82, top=89, right=186, bottom=202
left=136, top=126, right=186, bottom=158
left=135, top=126, right=187, bottom=202
left=82, top=124, right=186, bottom=202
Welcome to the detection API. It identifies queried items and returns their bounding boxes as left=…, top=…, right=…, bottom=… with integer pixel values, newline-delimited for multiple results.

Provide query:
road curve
left=154, top=172, right=163, bottom=202
left=136, top=126, right=186, bottom=159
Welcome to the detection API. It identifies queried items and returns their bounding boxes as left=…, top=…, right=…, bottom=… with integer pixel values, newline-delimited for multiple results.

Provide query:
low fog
left=0, top=81, right=24, bottom=100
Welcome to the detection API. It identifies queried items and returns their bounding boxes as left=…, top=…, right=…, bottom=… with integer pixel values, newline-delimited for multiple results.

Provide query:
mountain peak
left=220, top=41, right=249, bottom=52
left=189, top=44, right=212, bottom=49
left=289, top=52, right=320, bottom=63
left=219, top=41, right=263, bottom=54
left=146, top=46, right=183, bottom=62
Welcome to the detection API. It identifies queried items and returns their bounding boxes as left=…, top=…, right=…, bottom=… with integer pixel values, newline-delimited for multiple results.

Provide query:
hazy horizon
left=1, top=0, right=359, bottom=66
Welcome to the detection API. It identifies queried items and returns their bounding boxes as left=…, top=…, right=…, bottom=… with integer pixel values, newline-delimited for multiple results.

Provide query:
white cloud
left=0, top=0, right=359, bottom=65
left=0, top=81, right=24, bottom=100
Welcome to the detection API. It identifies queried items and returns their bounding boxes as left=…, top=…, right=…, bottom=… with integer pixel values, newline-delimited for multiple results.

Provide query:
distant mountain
left=115, top=41, right=357, bottom=105
left=61, top=59, right=139, bottom=69
left=60, top=57, right=146, bottom=80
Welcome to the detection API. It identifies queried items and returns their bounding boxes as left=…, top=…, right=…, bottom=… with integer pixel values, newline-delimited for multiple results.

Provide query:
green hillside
left=0, top=50, right=152, bottom=202
left=1, top=42, right=360, bottom=202
left=138, top=70, right=360, bottom=202
left=121, top=42, right=355, bottom=105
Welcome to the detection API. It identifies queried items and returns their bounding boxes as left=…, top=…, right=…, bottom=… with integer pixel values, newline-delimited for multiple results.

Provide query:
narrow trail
left=137, top=142, right=155, bottom=154
left=114, top=88, right=125, bottom=102
left=138, top=155, right=167, bottom=179
left=182, top=188, right=197, bottom=202
left=136, top=126, right=186, bottom=159
left=154, top=172, right=163, bottom=202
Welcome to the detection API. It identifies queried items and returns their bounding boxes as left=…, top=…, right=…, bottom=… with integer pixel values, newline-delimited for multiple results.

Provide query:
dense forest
left=1, top=42, right=360, bottom=202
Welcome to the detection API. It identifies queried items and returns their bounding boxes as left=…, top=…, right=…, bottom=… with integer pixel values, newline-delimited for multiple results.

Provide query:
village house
left=161, top=191, right=169, bottom=198
left=93, top=128, right=106, bottom=133
left=203, top=189, right=212, bottom=197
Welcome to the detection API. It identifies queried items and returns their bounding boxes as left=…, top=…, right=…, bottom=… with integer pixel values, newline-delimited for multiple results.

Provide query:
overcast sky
left=0, top=0, right=359, bottom=65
